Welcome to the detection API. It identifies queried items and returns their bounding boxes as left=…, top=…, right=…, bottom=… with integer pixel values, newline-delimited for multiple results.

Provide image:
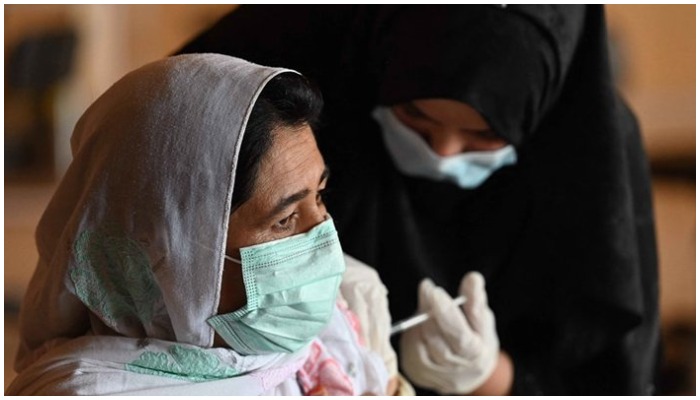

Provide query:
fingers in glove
left=421, top=319, right=455, bottom=365
left=459, top=272, right=496, bottom=337
left=417, top=278, right=437, bottom=313
left=422, top=319, right=481, bottom=367
left=400, top=329, right=453, bottom=391
left=421, top=280, right=484, bottom=358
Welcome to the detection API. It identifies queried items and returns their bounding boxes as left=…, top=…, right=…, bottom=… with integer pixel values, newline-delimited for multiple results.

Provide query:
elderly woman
left=6, top=54, right=405, bottom=395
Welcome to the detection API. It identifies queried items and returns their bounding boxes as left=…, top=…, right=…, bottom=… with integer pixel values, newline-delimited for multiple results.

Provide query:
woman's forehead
left=253, top=126, right=325, bottom=202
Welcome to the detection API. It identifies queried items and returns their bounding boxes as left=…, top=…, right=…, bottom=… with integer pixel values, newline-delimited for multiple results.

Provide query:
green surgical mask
left=207, top=218, right=346, bottom=355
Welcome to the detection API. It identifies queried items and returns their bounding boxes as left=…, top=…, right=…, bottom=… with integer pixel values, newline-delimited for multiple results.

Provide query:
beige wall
left=5, top=4, right=237, bottom=175
left=607, top=5, right=695, bottom=90
left=607, top=5, right=696, bottom=163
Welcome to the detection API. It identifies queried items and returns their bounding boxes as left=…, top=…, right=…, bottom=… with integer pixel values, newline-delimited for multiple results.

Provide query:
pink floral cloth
left=296, top=301, right=386, bottom=396
left=297, top=341, right=354, bottom=395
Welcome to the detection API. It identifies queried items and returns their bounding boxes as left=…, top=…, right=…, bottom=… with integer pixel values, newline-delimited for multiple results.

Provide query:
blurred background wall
left=4, top=4, right=695, bottom=394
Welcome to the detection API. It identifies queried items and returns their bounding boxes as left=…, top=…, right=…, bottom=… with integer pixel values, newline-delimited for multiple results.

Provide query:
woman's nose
left=429, top=130, right=467, bottom=157
left=298, top=206, right=328, bottom=234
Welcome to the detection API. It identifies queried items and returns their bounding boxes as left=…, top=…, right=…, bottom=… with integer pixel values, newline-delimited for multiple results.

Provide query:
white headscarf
left=8, top=54, right=387, bottom=395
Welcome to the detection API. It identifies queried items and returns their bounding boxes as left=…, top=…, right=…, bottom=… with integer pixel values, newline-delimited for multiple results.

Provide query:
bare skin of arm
left=386, top=377, right=399, bottom=395
left=469, top=351, right=514, bottom=396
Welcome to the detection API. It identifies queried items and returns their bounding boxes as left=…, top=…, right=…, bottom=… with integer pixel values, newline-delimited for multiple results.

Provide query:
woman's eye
left=275, top=212, right=297, bottom=231
left=401, top=104, right=426, bottom=120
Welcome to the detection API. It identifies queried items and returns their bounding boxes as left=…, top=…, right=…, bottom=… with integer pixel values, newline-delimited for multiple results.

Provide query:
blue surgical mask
left=372, top=107, right=517, bottom=189
left=207, top=218, right=345, bottom=355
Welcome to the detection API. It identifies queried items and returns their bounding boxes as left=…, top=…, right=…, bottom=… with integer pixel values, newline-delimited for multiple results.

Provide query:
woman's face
left=215, top=124, right=328, bottom=332
left=391, top=98, right=508, bottom=156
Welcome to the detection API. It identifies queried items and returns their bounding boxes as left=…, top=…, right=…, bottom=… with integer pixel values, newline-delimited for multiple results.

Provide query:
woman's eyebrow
left=265, top=166, right=330, bottom=221
left=267, top=189, right=311, bottom=221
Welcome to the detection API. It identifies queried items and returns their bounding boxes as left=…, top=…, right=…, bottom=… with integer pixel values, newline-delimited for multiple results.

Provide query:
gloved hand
left=400, top=272, right=500, bottom=394
left=339, top=254, right=398, bottom=378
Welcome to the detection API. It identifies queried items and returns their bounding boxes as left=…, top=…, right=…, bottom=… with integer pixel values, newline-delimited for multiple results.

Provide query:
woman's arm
left=470, top=351, right=514, bottom=395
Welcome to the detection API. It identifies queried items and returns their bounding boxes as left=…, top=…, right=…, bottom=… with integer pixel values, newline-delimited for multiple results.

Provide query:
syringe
left=389, top=295, right=466, bottom=336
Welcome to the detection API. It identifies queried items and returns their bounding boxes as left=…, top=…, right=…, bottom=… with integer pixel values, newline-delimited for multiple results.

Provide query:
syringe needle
left=389, top=295, right=466, bottom=336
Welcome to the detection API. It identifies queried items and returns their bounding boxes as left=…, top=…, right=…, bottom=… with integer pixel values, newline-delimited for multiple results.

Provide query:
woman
left=7, top=54, right=404, bottom=395
left=178, top=5, right=661, bottom=395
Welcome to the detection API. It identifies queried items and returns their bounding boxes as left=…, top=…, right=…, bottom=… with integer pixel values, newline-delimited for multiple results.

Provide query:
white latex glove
left=340, top=254, right=398, bottom=378
left=400, top=272, right=500, bottom=394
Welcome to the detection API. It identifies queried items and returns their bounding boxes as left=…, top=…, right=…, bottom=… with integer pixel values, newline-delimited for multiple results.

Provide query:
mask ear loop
left=224, top=254, right=242, bottom=264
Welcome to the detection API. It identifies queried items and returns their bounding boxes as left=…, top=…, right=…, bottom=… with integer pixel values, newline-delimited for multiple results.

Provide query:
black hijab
left=178, top=5, right=660, bottom=395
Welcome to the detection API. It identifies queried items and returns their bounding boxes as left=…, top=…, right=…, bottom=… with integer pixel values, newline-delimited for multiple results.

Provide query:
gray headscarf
left=9, top=54, right=317, bottom=394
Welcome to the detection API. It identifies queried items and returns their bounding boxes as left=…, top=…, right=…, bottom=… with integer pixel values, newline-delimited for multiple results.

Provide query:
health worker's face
left=391, top=99, right=508, bottom=156
left=215, top=124, right=329, bottom=344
